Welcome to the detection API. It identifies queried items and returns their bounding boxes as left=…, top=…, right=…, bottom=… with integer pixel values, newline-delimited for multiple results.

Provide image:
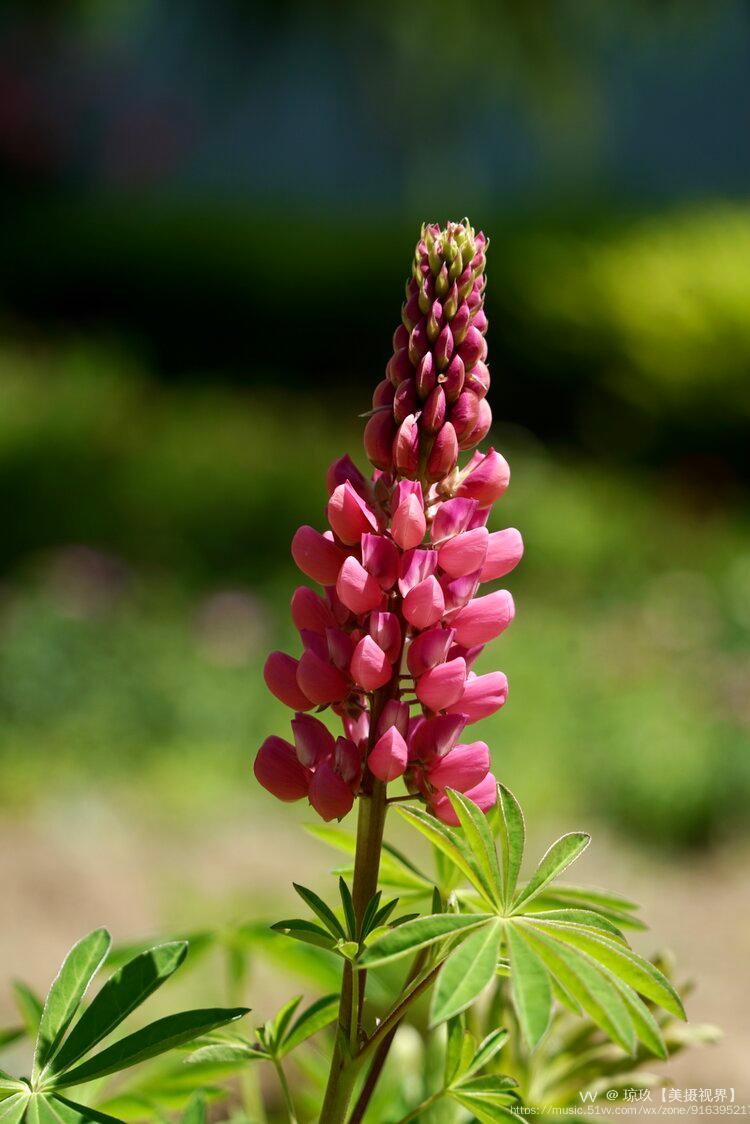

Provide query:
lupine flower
left=254, top=219, right=523, bottom=822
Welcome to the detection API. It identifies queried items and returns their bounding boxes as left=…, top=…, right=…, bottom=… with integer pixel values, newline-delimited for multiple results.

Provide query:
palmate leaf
left=33, top=930, right=112, bottom=1080
left=448, top=1074, right=518, bottom=1124
left=292, top=885, right=345, bottom=941
left=463, top=1028, right=509, bottom=1080
left=305, top=825, right=433, bottom=895
left=46, top=944, right=188, bottom=1079
left=269, top=919, right=336, bottom=951
left=49, top=1008, right=249, bottom=1088
left=396, top=788, right=683, bottom=1058
left=12, top=984, right=43, bottom=1040
left=430, top=920, right=504, bottom=1025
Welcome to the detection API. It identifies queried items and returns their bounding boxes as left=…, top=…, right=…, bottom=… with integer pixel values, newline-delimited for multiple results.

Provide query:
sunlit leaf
left=462, top=1028, right=509, bottom=1080
left=447, top=790, right=503, bottom=909
left=0, top=1093, right=28, bottom=1124
left=430, top=920, right=503, bottom=1025
left=506, top=925, right=553, bottom=1048
left=48, top=944, right=188, bottom=1078
left=512, top=834, right=590, bottom=912
left=50, top=1008, right=249, bottom=1088
left=279, top=995, right=338, bottom=1057
left=497, top=785, right=525, bottom=909
left=269, top=920, right=336, bottom=951
left=34, top=930, right=111, bottom=1079
left=293, top=885, right=345, bottom=940
left=396, top=805, right=490, bottom=902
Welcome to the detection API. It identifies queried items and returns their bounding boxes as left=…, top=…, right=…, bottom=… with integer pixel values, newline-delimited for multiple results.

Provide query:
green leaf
left=48, top=944, right=188, bottom=1078
left=34, top=930, right=112, bottom=1079
left=506, top=925, right=553, bottom=1048
left=50, top=1008, right=249, bottom=1088
left=462, top=1028, right=509, bottom=1080
left=12, top=982, right=44, bottom=1038
left=430, top=920, right=503, bottom=1025
left=359, top=913, right=494, bottom=969
left=527, top=921, right=685, bottom=1019
left=292, top=885, right=345, bottom=940
left=396, top=805, right=488, bottom=901
left=610, top=978, right=668, bottom=1059
left=512, top=834, right=590, bottom=912
left=269, top=920, right=336, bottom=950
left=338, top=879, right=356, bottom=941
left=371, top=898, right=400, bottom=930
left=497, top=784, right=525, bottom=910
left=279, top=994, right=338, bottom=1057
left=181, top=1093, right=206, bottom=1124
left=517, top=925, right=635, bottom=1053
left=269, top=996, right=301, bottom=1047
left=27, top=1094, right=123, bottom=1124
left=446, top=790, right=502, bottom=909
left=531, top=887, right=646, bottom=931
left=186, top=1043, right=261, bottom=1067
left=0, top=1093, right=29, bottom=1124
left=305, top=826, right=432, bottom=894
left=449, top=1074, right=519, bottom=1124
left=0, top=1072, right=26, bottom=1094
left=443, top=1020, right=467, bottom=1086
left=520, top=909, right=626, bottom=942
left=359, top=893, right=382, bottom=940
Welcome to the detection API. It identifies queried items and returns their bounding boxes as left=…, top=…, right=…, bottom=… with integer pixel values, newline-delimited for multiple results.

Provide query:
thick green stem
left=319, top=777, right=388, bottom=1122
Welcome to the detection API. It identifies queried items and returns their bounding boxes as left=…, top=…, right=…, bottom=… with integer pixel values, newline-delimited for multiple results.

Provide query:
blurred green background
left=0, top=0, right=749, bottom=1107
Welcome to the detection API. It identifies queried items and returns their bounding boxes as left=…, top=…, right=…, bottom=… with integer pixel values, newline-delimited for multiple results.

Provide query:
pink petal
left=392, top=494, right=427, bottom=551
left=452, top=590, right=515, bottom=646
left=254, top=736, right=310, bottom=801
left=263, top=651, right=314, bottom=711
left=403, top=576, right=445, bottom=630
left=368, top=727, right=409, bottom=782
left=361, top=533, right=400, bottom=589
left=296, top=649, right=349, bottom=705
left=291, top=525, right=346, bottom=586
left=431, top=772, right=497, bottom=824
left=398, top=548, right=437, bottom=596
left=409, top=713, right=468, bottom=762
left=428, top=740, right=490, bottom=793
left=336, top=556, right=384, bottom=615
left=480, top=528, right=524, bottom=582
left=438, top=527, right=489, bottom=578
left=309, top=761, right=355, bottom=821
left=431, top=497, right=478, bottom=543
left=350, top=635, right=392, bottom=691
left=446, top=671, right=508, bottom=722
left=406, top=627, right=455, bottom=677
left=369, top=611, right=402, bottom=663
left=456, top=448, right=510, bottom=506
left=416, top=657, right=467, bottom=711
left=292, top=713, right=335, bottom=767
left=327, top=481, right=378, bottom=545
left=290, top=586, right=335, bottom=633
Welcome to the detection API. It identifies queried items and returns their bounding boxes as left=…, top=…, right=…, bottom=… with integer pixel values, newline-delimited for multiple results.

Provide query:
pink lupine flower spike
left=254, top=219, right=523, bottom=823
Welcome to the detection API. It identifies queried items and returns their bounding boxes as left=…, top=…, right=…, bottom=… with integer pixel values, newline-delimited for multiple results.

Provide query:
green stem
left=319, top=775, right=388, bottom=1122
left=272, top=1056, right=297, bottom=1124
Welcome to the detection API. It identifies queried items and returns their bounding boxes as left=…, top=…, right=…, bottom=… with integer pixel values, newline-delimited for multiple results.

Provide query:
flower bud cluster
left=254, top=221, right=522, bottom=823
left=365, top=220, right=491, bottom=482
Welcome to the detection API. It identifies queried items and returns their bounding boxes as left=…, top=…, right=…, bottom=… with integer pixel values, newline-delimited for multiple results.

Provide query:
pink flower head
left=256, top=220, right=519, bottom=824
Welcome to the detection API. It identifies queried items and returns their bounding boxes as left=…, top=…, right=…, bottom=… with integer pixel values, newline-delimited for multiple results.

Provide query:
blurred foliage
left=0, top=342, right=748, bottom=847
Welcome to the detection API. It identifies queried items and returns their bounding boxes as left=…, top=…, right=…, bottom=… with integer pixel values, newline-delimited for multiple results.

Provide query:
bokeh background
left=1, top=0, right=749, bottom=1112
